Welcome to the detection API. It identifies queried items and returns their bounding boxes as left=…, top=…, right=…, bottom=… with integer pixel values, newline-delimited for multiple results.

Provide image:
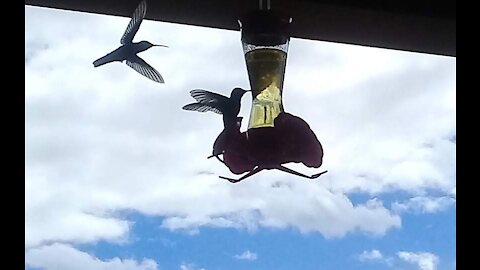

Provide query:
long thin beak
left=153, top=44, right=169, bottom=48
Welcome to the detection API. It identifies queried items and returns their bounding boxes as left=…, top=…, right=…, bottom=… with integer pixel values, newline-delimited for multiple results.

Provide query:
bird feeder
left=239, top=8, right=291, bottom=129
left=210, top=3, right=327, bottom=182
left=182, top=0, right=327, bottom=182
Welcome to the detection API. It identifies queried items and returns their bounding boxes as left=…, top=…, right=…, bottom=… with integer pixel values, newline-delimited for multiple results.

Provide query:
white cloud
left=25, top=243, right=159, bottom=270
left=358, top=249, right=383, bottom=261
left=25, top=176, right=131, bottom=248
left=392, top=196, right=456, bottom=214
left=357, top=249, right=394, bottom=266
left=25, top=5, right=453, bottom=249
left=159, top=194, right=401, bottom=238
left=234, top=250, right=257, bottom=261
left=179, top=262, right=206, bottom=270
left=397, top=251, right=439, bottom=270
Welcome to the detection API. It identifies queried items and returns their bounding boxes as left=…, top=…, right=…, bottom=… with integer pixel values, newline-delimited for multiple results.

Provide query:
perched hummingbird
left=93, top=0, right=168, bottom=83
left=208, top=116, right=244, bottom=163
left=182, top=88, right=250, bottom=128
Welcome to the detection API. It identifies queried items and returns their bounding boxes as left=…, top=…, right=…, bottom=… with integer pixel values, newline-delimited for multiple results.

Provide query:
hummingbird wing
left=184, top=89, right=230, bottom=114
left=182, top=103, right=223, bottom=114
left=120, top=0, right=147, bottom=45
left=190, top=89, right=230, bottom=104
left=126, top=55, right=164, bottom=83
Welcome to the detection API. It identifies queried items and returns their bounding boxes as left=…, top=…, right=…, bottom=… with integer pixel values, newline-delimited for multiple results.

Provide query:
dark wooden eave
left=25, top=0, right=456, bottom=57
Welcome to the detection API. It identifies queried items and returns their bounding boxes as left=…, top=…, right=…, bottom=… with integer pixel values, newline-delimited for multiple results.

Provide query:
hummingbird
left=182, top=88, right=250, bottom=128
left=93, top=0, right=168, bottom=83
left=208, top=116, right=244, bottom=163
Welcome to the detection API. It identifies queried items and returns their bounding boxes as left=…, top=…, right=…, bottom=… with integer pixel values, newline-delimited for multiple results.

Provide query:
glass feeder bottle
left=239, top=10, right=292, bottom=129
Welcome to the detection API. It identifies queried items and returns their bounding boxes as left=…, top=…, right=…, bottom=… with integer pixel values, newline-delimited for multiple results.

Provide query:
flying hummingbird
left=93, top=0, right=168, bottom=83
left=182, top=88, right=250, bottom=128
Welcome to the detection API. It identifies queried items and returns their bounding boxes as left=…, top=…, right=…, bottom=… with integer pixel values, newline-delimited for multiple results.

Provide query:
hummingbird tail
left=93, top=50, right=123, bottom=67
left=93, top=58, right=109, bottom=67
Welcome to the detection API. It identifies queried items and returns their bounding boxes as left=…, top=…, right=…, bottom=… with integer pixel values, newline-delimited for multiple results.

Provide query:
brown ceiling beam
left=25, top=0, right=455, bottom=57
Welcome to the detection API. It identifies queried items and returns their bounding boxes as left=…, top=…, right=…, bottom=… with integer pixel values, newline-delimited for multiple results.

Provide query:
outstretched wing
left=182, top=103, right=223, bottom=114
left=120, top=0, right=147, bottom=44
left=126, top=55, right=164, bottom=83
left=190, top=89, right=229, bottom=104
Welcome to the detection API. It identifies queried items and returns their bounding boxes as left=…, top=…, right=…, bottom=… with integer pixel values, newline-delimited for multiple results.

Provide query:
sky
left=25, top=4, right=456, bottom=270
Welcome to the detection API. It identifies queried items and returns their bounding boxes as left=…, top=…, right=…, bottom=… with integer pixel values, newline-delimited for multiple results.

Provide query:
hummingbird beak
left=153, top=44, right=169, bottom=48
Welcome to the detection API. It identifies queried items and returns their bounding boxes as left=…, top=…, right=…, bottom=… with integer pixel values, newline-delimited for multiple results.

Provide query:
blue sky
left=76, top=208, right=455, bottom=270
left=25, top=3, right=455, bottom=270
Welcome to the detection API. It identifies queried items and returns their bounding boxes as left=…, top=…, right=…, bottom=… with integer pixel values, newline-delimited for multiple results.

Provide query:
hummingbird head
left=138, top=41, right=169, bottom=51
left=230, top=88, right=250, bottom=100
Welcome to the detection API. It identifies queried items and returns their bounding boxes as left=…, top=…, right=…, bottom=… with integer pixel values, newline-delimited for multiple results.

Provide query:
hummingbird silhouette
left=93, top=0, right=167, bottom=83
left=182, top=88, right=249, bottom=128
left=208, top=116, right=244, bottom=163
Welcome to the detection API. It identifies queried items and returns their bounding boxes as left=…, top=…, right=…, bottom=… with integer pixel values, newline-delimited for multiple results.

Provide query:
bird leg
left=219, top=167, right=264, bottom=183
left=276, top=165, right=328, bottom=179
